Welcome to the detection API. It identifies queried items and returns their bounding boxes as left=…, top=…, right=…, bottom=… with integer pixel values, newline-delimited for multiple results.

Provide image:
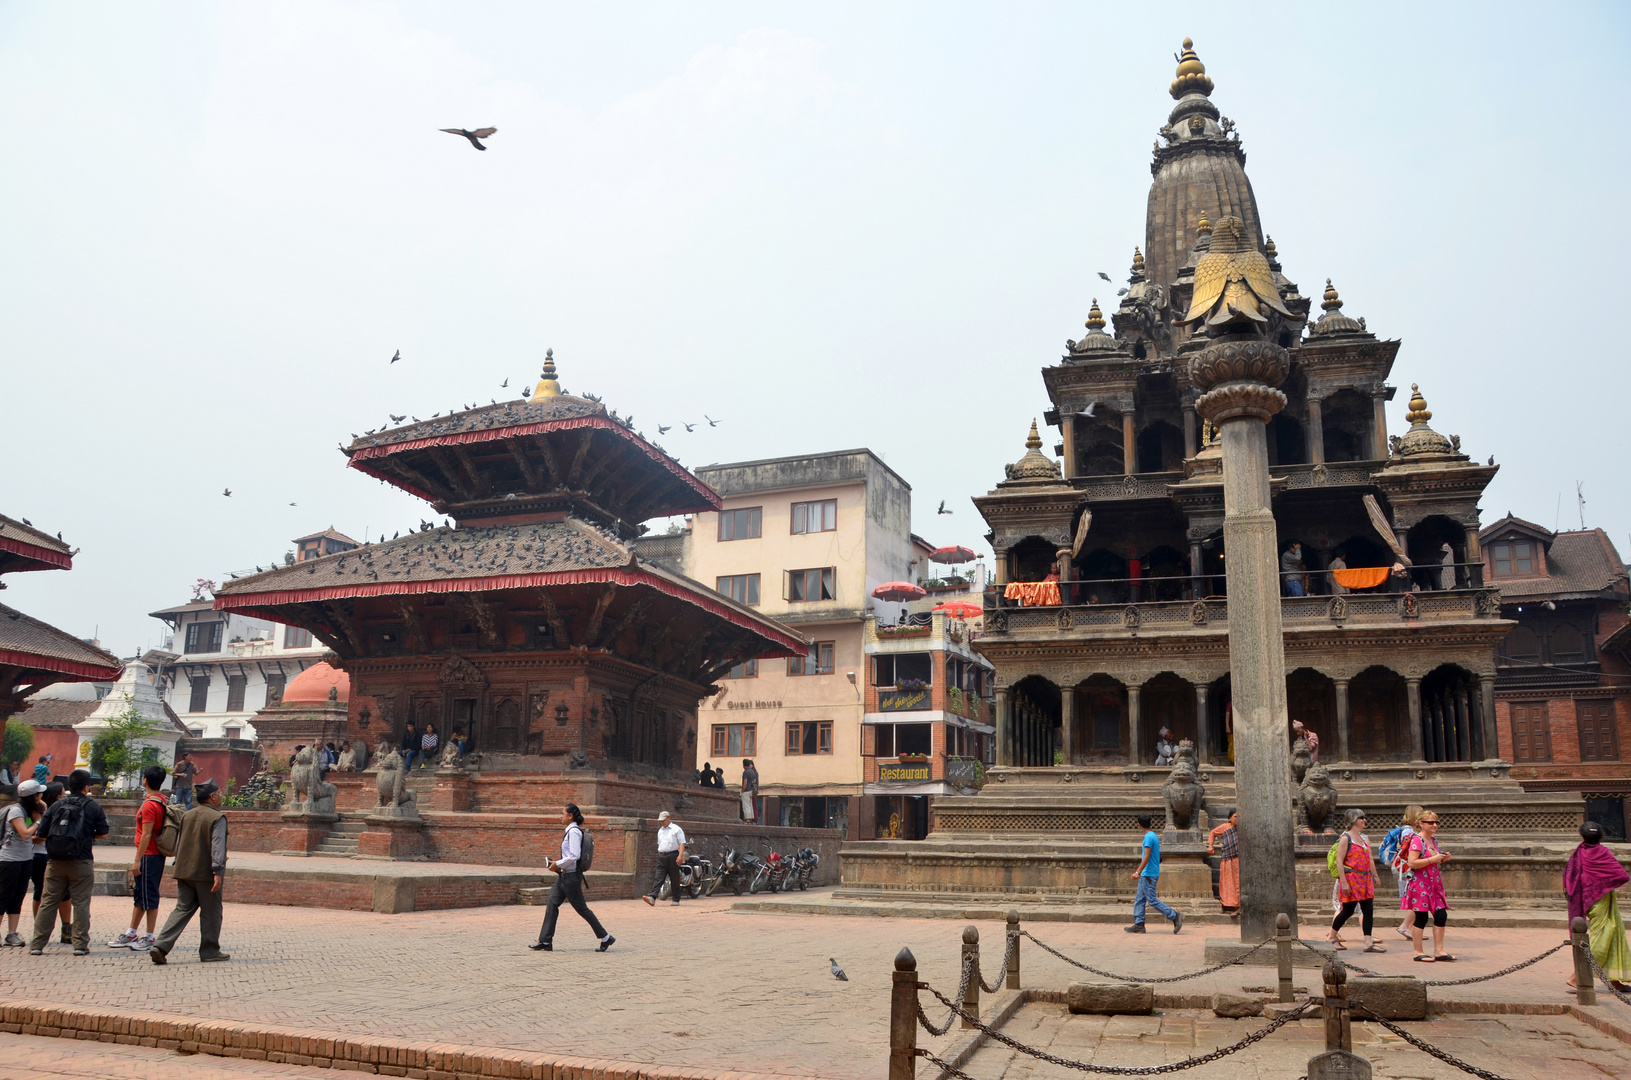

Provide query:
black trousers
left=538, top=871, right=607, bottom=944
left=649, top=851, right=683, bottom=902
left=1332, top=898, right=1374, bottom=936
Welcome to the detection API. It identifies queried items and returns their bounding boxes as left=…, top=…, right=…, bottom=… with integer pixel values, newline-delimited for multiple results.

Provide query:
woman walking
left=1387, top=805, right=1424, bottom=940
left=1327, top=809, right=1384, bottom=953
left=529, top=804, right=614, bottom=953
left=1564, top=822, right=1630, bottom=993
left=1206, top=808, right=1240, bottom=917
left=1402, top=809, right=1453, bottom=962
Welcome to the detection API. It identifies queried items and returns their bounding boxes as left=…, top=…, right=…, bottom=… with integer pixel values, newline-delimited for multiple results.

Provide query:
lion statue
left=1161, top=759, right=1206, bottom=831
left=374, top=748, right=417, bottom=813
left=1289, top=735, right=1314, bottom=787
left=1299, top=764, right=1339, bottom=834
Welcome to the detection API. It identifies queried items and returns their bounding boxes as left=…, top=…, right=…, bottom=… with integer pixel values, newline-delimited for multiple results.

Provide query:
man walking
left=1126, top=813, right=1182, bottom=934
left=150, top=780, right=229, bottom=964
left=28, top=769, right=109, bottom=955
left=108, top=765, right=168, bottom=951
left=643, top=810, right=686, bottom=906
left=529, top=803, right=613, bottom=952
left=171, top=752, right=198, bottom=810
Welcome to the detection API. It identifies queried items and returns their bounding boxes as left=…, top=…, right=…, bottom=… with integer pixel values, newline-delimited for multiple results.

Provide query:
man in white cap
left=643, top=811, right=686, bottom=907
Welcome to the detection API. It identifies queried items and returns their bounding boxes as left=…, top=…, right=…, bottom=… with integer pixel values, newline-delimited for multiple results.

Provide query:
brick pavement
left=0, top=1030, right=325, bottom=1079
left=0, top=889, right=1624, bottom=1079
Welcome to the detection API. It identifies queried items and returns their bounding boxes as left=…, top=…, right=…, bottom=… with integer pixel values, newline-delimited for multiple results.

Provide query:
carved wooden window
left=283, top=626, right=313, bottom=648
left=188, top=676, right=210, bottom=713
left=1502, top=626, right=1541, bottom=666
left=493, top=698, right=521, bottom=752
left=1549, top=623, right=1588, bottom=665
left=1509, top=701, right=1552, bottom=762
left=790, top=499, right=837, bottom=534
left=1577, top=700, right=1619, bottom=762
left=718, top=507, right=762, bottom=541
left=225, top=674, right=247, bottom=713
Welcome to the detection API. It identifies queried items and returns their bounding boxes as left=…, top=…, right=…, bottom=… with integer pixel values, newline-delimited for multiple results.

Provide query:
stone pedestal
left=358, top=811, right=426, bottom=861
left=271, top=811, right=336, bottom=856
left=430, top=769, right=473, bottom=812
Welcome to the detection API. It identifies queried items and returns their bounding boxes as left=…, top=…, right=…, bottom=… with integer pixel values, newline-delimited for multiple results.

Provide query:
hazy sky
left=3, top=2, right=1626, bottom=658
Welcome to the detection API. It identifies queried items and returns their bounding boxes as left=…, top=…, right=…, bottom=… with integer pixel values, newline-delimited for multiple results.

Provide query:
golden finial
left=1405, top=383, right=1432, bottom=425
left=1085, top=299, right=1105, bottom=331
left=1131, top=246, right=1145, bottom=273
left=1195, top=209, right=1212, bottom=238
left=529, top=347, right=561, bottom=401
left=1170, top=37, right=1215, bottom=100
left=1265, top=235, right=1278, bottom=259
left=1321, top=279, right=1343, bottom=312
left=1025, top=419, right=1043, bottom=452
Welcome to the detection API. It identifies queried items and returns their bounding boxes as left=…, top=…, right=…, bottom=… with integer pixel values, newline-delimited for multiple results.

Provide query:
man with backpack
left=27, top=769, right=109, bottom=955
left=108, top=765, right=172, bottom=950
left=529, top=803, right=614, bottom=953
left=150, top=780, right=230, bottom=964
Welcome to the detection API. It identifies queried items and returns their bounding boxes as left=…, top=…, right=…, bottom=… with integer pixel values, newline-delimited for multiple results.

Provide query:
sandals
left=1363, top=944, right=1387, bottom=953
left=1434, top=954, right=1456, bottom=962
left=1413, top=954, right=1436, bottom=963
left=1394, top=927, right=1411, bottom=939
left=1326, top=935, right=1347, bottom=950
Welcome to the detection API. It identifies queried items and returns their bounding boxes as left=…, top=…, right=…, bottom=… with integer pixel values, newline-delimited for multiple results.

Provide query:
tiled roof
left=0, top=513, right=73, bottom=574
left=293, top=528, right=358, bottom=546
left=1493, top=529, right=1629, bottom=601
left=149, top=601, right=215, bottom=619
left=346, top=395, right=604, bottom=454
left=0, top=604, right=123, bottom=681
left=14, top=697, right=98, bottom=729
left=1479, top=513, right=1555, bottom=544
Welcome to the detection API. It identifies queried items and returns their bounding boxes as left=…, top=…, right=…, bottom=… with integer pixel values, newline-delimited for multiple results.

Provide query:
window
left=225, top=674, right=247, bottom=713
left=183, top=621, right=223, bottom=654
left=222, top=725, right=242, bottom=740
left=284, top=625, right=313, bottom=648
left=791, top=499, right=837, bottom=534
left=711, top=723, right=757, bottom=757
left=1490, top=541, right=1536, bottom=578
left=264, top=673, right=286, bottom=706
left=788, top=641, right=835, bottom=676
left=723, top=659, right=758, bottom=679
left=874, top=652, right=933, bottom=687
left=188, top=676, right=210, bottom=713
left=865, top=722, right=932, bottom=757
left=786, top=567, right=835, bottom=602
left=1550, top=623, right=1589, bottom=665
left=1578, top=700, right=1620, bottom=762
left=1502, top=626, right=1541, bottom=666
left=786, top=721, right=833, bottom=755
left=1509, top=701, right=1552, bottom=762
left=717, top=574, right=761, bottom=606
left=718, top=507, right=762, bottom=541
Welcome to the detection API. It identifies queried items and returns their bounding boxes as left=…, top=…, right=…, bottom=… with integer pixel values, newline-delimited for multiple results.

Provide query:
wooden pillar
left=1195, top=683, right=1211, bottom=765
left=1122, top=412, right=1137, bottom=475
left=1061, top=685, right=1077, bottom=766
left=1127, top=683, right=1143, bottom=765
left=1061, top=415, right=1077, bottom=479
left=1479, top=674, right=1499, bottom=761
left=1372, top=390, right=1389, bottom=459
left=1406, top=677, right=1425, bottom=763
left=960, top=926, right=980, bottom=1028
left=995, top=688, right=1012, bottom=766
left=1182, top=405, right=1198, bottom=459
left=1464, top=526, right=1484, bottom=586
left=1189, top=539, right=1205, bottom=599
left=889, top=948, right=918, bottom=1080
left=1306, top=396, right=1325, bottom=465
left=993, top=547, right=1009, bottom=586
left=1334, top=678, right=1351, bottom=763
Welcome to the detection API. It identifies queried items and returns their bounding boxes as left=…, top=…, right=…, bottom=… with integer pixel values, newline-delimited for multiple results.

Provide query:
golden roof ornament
left=1322, top=279, right=1343, bottom=312
left=1405, top=383, right=1431, bottom=424
left=1005, top=419, right=1063, bottom=482
left=1196, top=209, right=1212, bottom=238
left=1025, top=419, right=1043, bottom=451
left=1392, top=382, right=1457, bottom=458
left=1170, top=37, right=1214, bottom=100
left=1179, top=215, right=1292, bottom=329
left=1308, top=279, right=1365, bottom=337
left=1085, top=299, right=1105, bottom=331
left=529, top=348, right=561, bottom=401
left=1131, top=247, right=1146, bottom=274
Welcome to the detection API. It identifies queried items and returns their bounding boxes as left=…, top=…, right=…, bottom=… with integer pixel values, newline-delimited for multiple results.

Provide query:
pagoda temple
left=213, top=352, right=807, bottom=784
left=0, top=515, right=122, bottom=724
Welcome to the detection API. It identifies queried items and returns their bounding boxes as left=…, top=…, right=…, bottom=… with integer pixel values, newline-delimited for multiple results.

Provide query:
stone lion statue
left=1299, top=764, right=1338, bottom=833
left=1161, top=759, right=1206, bottom=831
left=1173, top=738, right=1198, bottom=772
left=374, top=748, right=417, bottom=812
left=289, top=746, right=318, bottom=809
left=1289, top=736, right=1313, bottom=787
left=438, top=738, right=464, bottom=769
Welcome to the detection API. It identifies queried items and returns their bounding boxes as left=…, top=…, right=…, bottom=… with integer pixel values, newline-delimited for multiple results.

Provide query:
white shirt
left=555, top=823, right=583, bottom=873
left=656, top=822, right=686, bottom=854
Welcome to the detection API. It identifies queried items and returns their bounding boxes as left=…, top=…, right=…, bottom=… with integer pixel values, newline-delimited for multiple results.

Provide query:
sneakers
left=136, top=933, right=157, bottom=950
left=642, top=895, right=654, bottom=907
left=1124, top=923, right=1146, bottom=933
left=73, top=947, right=88, bottom=956
left=28, top=948, right=42, bottom=956
left=1172, top=912, right=1184, bottom=935
left=106, top=930, right=140, bottom=949
left=597, top=935, right=616, bottom=952
left=149, top=947, right=166, bottom=965
left=3, top=932, right=23, bottom=948
left=670, top=900, right=680, bottom=907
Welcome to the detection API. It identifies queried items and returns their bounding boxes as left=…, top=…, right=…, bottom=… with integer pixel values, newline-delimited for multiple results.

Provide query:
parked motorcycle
left=710, top=840, right=745, bottom=896
left=763, top=849, right=793, bottom=893
left=657, top=852, right=716, bottom=900
left=741, top=849, right=770, bottom=894
left=790, top=846, right=819, bottom=890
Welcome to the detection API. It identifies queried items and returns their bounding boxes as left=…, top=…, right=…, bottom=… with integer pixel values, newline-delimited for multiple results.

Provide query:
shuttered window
left=1509, top=701, right=1552, bottom=762
left=225, top=675, right=247, bottom=712
left=188, top=676, right=210, bottom=713
left=1578, top=700, right=1619, bottom=762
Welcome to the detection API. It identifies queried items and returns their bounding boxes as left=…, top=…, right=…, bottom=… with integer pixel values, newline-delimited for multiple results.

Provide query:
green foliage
left=2, top=719, right=35, bottom=771
left=86, top=694, right=164, bottom=790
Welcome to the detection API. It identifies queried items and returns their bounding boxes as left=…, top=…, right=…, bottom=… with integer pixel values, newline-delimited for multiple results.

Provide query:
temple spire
left=1170, top=37, right=1214, bottom=100
left=529, top=348, right=561, bottom=402
left=1405, top=383, right=1431, bottom=425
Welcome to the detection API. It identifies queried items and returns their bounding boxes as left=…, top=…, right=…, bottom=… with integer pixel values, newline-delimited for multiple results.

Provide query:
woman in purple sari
left=1565, top=822, right=1630, bottom=993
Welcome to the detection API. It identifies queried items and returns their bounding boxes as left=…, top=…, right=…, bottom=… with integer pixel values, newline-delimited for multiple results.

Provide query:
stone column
left=1479, top=674, right=1499, bottom=762
left=1333, top=679, right=1351, bottom=763
left=1062, top=416, right=1077, bottom=479
left=1061, top=686, right=1077, bottom=766
left=1122, top=412, right=1137, bottom=475
left=995, top=688, right=1012, bottom=766
left=1189, top=539, right=1205, bottom=599
left=1195, top=683, right=1211, bottom=764
left=1463, top=526, right=1484, bottom=586
left=1127, top=683, right=1143, bottom=766
left=1182, top=405, right=1198, bottom=459
left=1306, top=396, right=1325, bottom=465
left=1406, top=677, right=1425, bottom=763
left=1371, top=389, right=1389, bottom=460
left=1454, top=686, right=1471, bottom=762
left=1191, top=335, right=1299, bottom=941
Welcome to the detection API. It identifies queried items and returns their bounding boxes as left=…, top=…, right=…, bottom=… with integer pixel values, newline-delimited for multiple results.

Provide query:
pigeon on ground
left=20, top=518, right=30, bottom=526
left=937, top=500, right=951, bottom=515
left=440, top=126, right=497, bottom=151
left=390, top=350, right=400, bottom=364
left=829, top=958, right=848, bottom=981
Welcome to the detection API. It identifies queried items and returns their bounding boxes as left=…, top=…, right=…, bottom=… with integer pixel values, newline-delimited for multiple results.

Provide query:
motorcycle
left=657, top=851, right=716, bottom=900
left=710, top=839, right=750, bottom=896
left=763, top=849, right=793, bottom=893
left=790, top=846, right=819, bottom=890
left=740, top=849, right=770, bottom=894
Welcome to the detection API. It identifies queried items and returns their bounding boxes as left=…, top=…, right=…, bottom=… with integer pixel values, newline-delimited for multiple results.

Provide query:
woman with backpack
left=530, top=803, right=614, bottom=953
left=1381, top=805, right=1423, bottom=940
left=1327, top=809, right=1384, bottom=953
left=0, top=780, right=45, bottom=946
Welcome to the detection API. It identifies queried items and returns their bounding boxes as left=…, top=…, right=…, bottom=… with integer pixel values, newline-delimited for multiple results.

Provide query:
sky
left=2, top=2, right=1627, bottom=659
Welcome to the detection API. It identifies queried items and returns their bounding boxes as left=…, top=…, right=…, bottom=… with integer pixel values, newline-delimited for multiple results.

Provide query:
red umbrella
left=929, top=545, right=977, bottom=565
left=933, top=600, right=982, bottom=619
left=872, top=581, right=926, bottom=602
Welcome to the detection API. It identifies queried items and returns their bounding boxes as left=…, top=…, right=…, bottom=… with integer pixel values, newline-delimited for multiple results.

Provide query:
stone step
left=329, top=822, right=368, bottom=835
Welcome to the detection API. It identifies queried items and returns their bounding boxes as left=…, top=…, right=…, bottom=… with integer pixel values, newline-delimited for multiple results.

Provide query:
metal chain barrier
left=917, top=977, right=1318, bottom=1074
left=916, top=954, right=978, bottom=1037
left=1577, top=940, right=1631, bottom=1007
left=1298, top=936, right=1573, bottom=986
left=1292, top=938, right=1379, bottom=976
left=1021, top=930, right=1273, bottom=983
left=977, top=933, right=1018, bottom=995
left=1350, top=1003, right=1512, bottom=1080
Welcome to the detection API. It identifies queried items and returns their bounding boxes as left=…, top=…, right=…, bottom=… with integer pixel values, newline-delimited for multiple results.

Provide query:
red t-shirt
left=136, top=795, right=168, bottom=857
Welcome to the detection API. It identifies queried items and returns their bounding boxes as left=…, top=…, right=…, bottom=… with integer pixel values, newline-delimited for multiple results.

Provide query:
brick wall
left=1499, top=692, right=1631, bottom=784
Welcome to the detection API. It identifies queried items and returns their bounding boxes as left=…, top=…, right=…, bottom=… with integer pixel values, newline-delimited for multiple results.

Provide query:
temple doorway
left=1141, top=673, right=1196, bottom=760
left=1010, top=675, right=1061, bottom=767
left=1071, top=675, right=1127, bottom=763
left=1422, top=664, right=1482, bottom=762
left=1286, top=669, right=1336, bottom=759
left=1349, top=666, right=1410, bottom=762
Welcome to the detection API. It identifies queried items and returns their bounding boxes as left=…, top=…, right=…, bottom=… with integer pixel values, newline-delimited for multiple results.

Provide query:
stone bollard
left=890, top=947, right=917, bottom=1080
left=1006, top=909, right=1021, bottom=990
left=1276, top=912, right=1295, bottom=1003
left=1572, top=916, right=1597, bottom=1006
left=961, top=925, right=980, bottom=1028
left=1307, top=958, right=1370, bottom=1080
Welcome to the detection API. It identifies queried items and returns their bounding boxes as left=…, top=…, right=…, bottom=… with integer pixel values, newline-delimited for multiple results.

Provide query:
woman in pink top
left=1402, top=810, right=1452, bottom=962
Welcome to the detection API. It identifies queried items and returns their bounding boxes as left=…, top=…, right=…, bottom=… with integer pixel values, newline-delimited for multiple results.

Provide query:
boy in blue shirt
left=1127, top=813, right=1182, bottom=934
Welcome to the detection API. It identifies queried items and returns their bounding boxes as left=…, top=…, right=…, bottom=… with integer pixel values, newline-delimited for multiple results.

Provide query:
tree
left=2, top=719, right=34, bottom=773
left=87, top=694, right=162, bottom=791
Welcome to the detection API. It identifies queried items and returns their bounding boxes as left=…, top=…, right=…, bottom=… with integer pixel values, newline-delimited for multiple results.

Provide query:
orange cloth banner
left=1332, top=566, right=1390, bottom=590
left=1003, top=580, right=1062, bottom=606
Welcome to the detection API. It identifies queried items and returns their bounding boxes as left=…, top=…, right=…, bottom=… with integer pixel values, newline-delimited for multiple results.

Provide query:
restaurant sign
left=878, top=761, right=932, bottom=783
left=878, top=688, right=930, bottom=712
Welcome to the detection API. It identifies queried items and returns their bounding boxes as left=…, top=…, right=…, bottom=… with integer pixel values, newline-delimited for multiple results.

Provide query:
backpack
left=1326, top=838, right=1344, bottom=878
left=152, top=797, right=186, bottom=858
left=44, top=796, right=92, bottom=859
left=1378, top=825, right=1406, bottom=870
left=577, top=826, right=595, bottom=874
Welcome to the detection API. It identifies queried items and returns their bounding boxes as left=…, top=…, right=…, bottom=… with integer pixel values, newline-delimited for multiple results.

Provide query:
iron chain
left=1577, top=939, right=1631, bottom=1007
left=917, top=954, right=977, bottom=1037
left=1022, top=930, right=1273, bottom=983
left=978, top=933, right=1018, bottom=995
left=1293, top=938, right=1378, bottom=975
left=1351, top=1002, right=1513, bottom=1080
left=1298, top=936, right=1573, bottom=986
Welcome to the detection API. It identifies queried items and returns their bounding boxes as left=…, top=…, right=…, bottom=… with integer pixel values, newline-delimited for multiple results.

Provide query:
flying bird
left=289, top=502, right=297, bottom=507
left=682, top=422, right=696, bottom=432
left=222, top=488, right=232, bottom=497
left=1097, top=271, right=1111, bottom=281
left=658, top=424, right=671, bottom=434
left=390, top=350, right=400, bottom=364
left=390, top=414, right=406, bottom=423
left=500, top=377, right=509, bottom=388
left=829, top=958, right=848, bottom=982
left=937, top=500, right=951, bottom=515
left=704, top=414, right=720, bottom=427
left=440, top=126, right=497, bottom=151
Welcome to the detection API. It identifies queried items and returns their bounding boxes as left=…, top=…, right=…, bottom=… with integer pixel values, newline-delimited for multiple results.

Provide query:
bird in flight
left=1098, top=271, right=1111, bottom=281
left=289, top=502, right=297, bottom=507
left=682, top=422, right=696, bottom=432
left=500, top=378, right=509, bottom=388
left=704, top=414, right=721, bottom=427
left=222, top=488, right=232, bottom=497
left=937, top=500, right=952, bottom=515
left=390, top=413, right=406, bottom=423
left=441, top=126, right=497, bottom=151
left=829, top=958, right=848, bottom=982
left=657, top=424, right=671, bottom=434
left=390, top=349, right=400, bottom=364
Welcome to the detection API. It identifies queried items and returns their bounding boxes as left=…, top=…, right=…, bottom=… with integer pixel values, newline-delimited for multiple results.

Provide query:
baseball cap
left=657, top=810, right=671, bottom=822
left=16, top=780, right=44, bottom=797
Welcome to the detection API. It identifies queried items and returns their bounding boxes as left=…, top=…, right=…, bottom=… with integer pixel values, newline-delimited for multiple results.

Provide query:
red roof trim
left=0, top=648, right=121, bottom=682
left=213, top=566, right=805, bottom=656
left=346, top=415, right=722, bottom=513
left=0, top=537, right=72, bottom=572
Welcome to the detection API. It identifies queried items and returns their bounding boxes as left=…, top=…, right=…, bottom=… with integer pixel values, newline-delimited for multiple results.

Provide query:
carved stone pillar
left=1061, top=685, right=1077, bottom=766
left=1189, top=539, right=1205, bottom=599
left=1182, top=405, right=1198, bottom=459
left=1334, top=678, right=1351, bottom=763
left=1479, top=674, right=1499, bottom=762
left=1454, top=685, right=1472, bottom=762
left=1122, top=413, right=1137, bottom=475
left=1195, top=683, right=1211, bottom=764
left=1406, top=677, right=1425, bottom=763
left=1127, top=683, right=1143, bottom=766
left=995, top=688, right=1012, bottom=766
left=1306, top=396, right=1325, bottom=465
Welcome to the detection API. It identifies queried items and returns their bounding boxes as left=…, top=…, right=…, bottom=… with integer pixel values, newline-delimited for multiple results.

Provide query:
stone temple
left=840, top=39, right=1589, bottom=910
